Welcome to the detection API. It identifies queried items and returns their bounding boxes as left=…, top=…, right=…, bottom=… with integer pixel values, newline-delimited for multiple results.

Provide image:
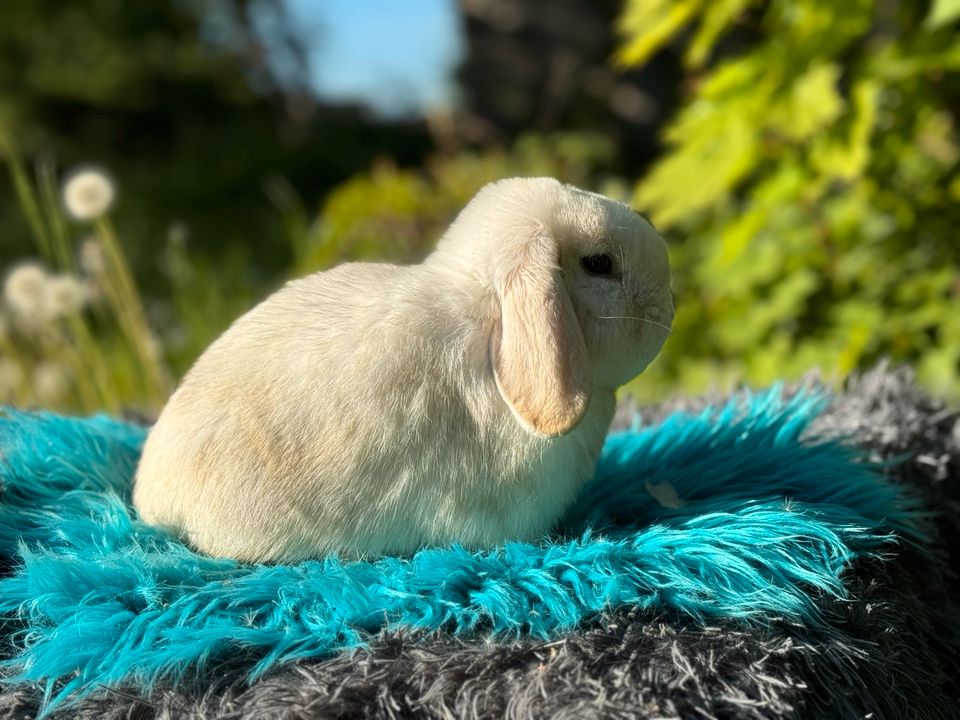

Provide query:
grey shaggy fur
left=2, top=365, right=958, bottom=719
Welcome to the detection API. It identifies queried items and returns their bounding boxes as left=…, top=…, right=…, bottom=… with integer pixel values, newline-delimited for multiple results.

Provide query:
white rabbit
left=133, top=178, right=674, bottom=562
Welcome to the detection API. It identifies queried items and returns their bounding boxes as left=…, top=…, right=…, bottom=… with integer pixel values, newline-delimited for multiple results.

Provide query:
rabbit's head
left=435, top=177, right=674, bottom=438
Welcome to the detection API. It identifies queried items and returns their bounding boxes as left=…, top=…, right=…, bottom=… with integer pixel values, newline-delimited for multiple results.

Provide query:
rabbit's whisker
left=616, top=242, right=628, bottom=297
left=597, top=315, right=672, bottom=333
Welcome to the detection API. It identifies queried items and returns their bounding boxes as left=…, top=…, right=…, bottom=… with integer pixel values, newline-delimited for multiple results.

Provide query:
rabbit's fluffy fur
left=133, top=178, right=673, bottom=562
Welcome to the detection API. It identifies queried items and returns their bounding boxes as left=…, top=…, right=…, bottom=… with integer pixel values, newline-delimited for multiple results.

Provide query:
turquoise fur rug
left=0, top=388, right=922, bottom=713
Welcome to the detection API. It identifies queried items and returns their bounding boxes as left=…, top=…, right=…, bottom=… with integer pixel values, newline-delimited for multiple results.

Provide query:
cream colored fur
left=132, top=178, right=674, bottom=562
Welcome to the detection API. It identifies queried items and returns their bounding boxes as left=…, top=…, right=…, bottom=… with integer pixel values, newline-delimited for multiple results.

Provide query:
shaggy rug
left=0, top=364, right=958, bottom=719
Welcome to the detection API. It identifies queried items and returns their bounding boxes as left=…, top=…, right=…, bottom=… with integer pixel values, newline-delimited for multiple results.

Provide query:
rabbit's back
left=134, top=262, right=613, bottom=561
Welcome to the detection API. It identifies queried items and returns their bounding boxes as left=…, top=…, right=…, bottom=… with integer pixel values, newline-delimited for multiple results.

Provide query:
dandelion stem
left=94, top=217, right=171, bottom=408
left=0, top=138, right=56, bottom=263
left=37, top=158, right=74, bottom=272
left=65, top=312, right=116, bottom=411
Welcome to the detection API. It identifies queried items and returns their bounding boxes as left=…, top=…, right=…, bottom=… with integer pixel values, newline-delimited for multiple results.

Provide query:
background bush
left=617, top=0, right=960, bottom=400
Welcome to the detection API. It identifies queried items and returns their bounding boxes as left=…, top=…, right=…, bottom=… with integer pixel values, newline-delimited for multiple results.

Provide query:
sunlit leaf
left=810, top=79, right=879, bottom=180
left=687, top=0, right=753, bottom=67
left=774, top=63, right=845, bottom=140
left=617, top=0, right=702, bottom=67
left=636, top=110, right=759, bottom=226
left=926, top=0, right=960, bottom=29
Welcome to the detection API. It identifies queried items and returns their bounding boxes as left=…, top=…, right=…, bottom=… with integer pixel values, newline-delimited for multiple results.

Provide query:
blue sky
left=283, top=0, right=464, bottom=117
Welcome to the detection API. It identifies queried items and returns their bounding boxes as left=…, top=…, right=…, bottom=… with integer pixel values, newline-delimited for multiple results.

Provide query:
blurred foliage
left=0, top=146, right=262, bottom=413
left=297, top=133, right=618, bottom=273
left=0, top=143, right=170, bottom=411
left=618, top=0, right=960, bottom=401
left=0, top=0, right=432, bottom=284
left=0, top=0, right=283, bottom=266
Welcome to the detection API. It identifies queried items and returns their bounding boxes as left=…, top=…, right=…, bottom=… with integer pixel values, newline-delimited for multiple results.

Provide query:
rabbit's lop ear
left=491, top=231, right=591, bottom=437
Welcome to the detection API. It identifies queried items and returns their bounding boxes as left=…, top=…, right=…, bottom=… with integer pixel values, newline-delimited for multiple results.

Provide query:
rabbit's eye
left=581, top=253, right=613, bottom=277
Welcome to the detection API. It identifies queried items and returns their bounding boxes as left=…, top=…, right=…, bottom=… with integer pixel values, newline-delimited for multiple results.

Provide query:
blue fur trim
left=0, top=388, right=922, bottom=713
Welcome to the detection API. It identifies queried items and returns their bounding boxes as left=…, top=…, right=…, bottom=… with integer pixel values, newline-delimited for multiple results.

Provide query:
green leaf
left=926, top=0, right=960, bottom=29
left=617, top=0, right=702, bottom=67
left=775, top=63, right=845, bottom=140
left=810, top=79, right=879, bottom=180
left=687, top=0, right=753, bottom=67
left=635, top=113, right=759, bottom=226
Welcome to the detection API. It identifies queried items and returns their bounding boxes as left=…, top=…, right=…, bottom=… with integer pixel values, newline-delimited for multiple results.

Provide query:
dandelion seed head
left=45, top=274, right=89, bottom=317
left=32, top=361, right=68, bottom=404
left=4, top=262, right=49, bottom=318
left=62, top=166, right=115, bottom=220
left=79, top=236, right=106, bottom=275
